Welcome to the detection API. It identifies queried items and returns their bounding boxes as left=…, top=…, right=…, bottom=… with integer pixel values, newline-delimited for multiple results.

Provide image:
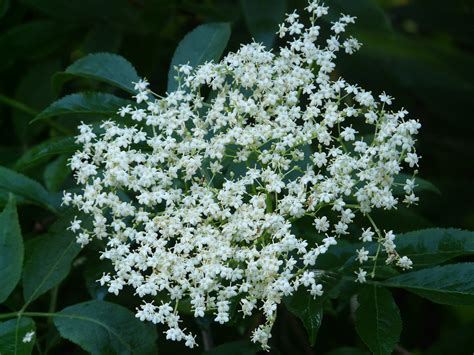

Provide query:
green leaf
left=0, top=195, right=23, bottom=303
left=22, top=214, right=82, bottom=303
left=395, top=228, right=474, bottom=267
left=393, top=173, right=440, bottom=195
left=355, top=286, right=402, bottom=355
left=382, top=263, right=474, bottom=306
left=43, top=154, right=71, bottom=192
left=0, top=21, right=72, bottom=71
left=83, top=260, right=111, bottom=301
left=53, top=301, right=158, bottom=354
left=241, top=0, right=286, bottom=48
left=20, top=0, right=145, bottom=33
left=284, top=287, right=323, bottom=346
left=0, top=191, right=26, bottom=208
left=205, top=340, right=260, bottom=355
left=14, top=137, right=78, bottom=171
left=0, top=166, right=58, bottom=212
left=0, top=317, right=35, bottom=355
left=12, top=59, right=60, bottom=145
left=0, top=0, right=9, bottom=18
left=53, top=53, right=140, bottom=94
left=167, top=22, right=231, bottom=93
left=343, top=228, right=474, bottom=272
left=32, top=92, right=133, bottom=123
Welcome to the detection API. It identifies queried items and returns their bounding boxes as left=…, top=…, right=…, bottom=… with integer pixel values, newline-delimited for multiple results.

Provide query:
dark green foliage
left=383, top=263, right=474, bottom=305
left=0, top=195, right=23, bottom=303
left=285, top=288, right=324, bottom=346
left=53, top=301, right=158, bottom=354
left=53, top=53, right=140, bottom=94
left=240, top=0, right=286, bottom=48
left=14, top=137, right=78, bottom=171
left=167, top=22, right=231, bottom=92
left=32, top=92, right=133, bottom=123
left=0, top=166, right=59, bottom=212
left=0, top=317, right=35, bottom=355
left=394, top=228, right=474, bottom=267
left=355, top=286, right=402, bottom=355
left=22, top=231, right=81, bottom=304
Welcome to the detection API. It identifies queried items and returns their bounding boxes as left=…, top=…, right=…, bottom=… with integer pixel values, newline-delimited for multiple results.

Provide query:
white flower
left=360, top=227, right=374, bottom=242
left=356, top=247, right=369, bottom=263
left=65, top=0, right=421, bottom=349
left=397, top=256, right=413, bottom=270
left=379, top=92, right=393, bottom=105
left=22, top=331, right=35, bottom=343
left=313, top=216, right=330, bottom=232
left=355, top=268, right=367, bottom=283
left=133, top=79, right=149, bottom=92
left=68, top=217, right=81, bottom=232
left=310, top=283, right=324, bottom=297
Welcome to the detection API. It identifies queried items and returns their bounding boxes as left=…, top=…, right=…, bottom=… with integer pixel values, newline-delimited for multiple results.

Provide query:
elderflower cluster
left=64, top=1, right=420, bottom=350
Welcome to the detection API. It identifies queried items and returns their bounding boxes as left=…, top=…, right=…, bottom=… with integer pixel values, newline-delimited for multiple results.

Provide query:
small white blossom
left=356, top=247, right=369, bottom=263
left=22, top=331, right=35, bottom=343
left=65, top=1, right=421, bottom=350
left=360, top=228, right=374, bottom=242
left=397, top=256, right=413, bottom=270
left=355, top=268, right=367, bottom=283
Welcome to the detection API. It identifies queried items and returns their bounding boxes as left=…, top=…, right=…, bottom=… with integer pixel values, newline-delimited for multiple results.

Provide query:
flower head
left=66, top=0, right=420, bottom=349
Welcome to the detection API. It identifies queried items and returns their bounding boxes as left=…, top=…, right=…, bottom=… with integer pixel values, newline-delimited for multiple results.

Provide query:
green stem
left=0, top=94, right=73, bottom=135
left=366, top=214, right=384, bottom=278
left=0, top=311, right=56, bottom=320
left=47, top=287, right=59, bottom=324
left=265, top=193, right=273, bottom=213
left=0, top=94, right=38, bottom=116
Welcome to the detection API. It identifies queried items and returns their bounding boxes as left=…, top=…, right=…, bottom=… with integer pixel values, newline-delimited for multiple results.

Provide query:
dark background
left=0, top=0, right=473, bottom=354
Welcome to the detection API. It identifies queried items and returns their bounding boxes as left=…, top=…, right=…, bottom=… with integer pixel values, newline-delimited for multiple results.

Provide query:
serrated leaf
left=355, top=286, right=401, bottom=355
left=241, top=0, right=286, bottom=48
left=53, top=301, right=157, bottom=355
left=167, top=22, right=231, bottom=93
left=22, top=213, right=83, bottom=303
left=53, top=53, right=140, bottom=94
left=31, top=92, right=132, bottom=123
left=0, top=317, right=35, bottom=355
left=14, top=137, right=78, bottom=171
left=0, top=166, right=59, bottom=212
left=0, top=195, right=23, bottom=303
left=382, top=263, right=474, bottom=305
left=284, top=288, right=323, bottom=346
left=395, top=228, right=474, bottom=267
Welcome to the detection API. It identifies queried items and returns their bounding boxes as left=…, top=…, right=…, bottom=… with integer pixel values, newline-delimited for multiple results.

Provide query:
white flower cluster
left=64, top=1, right=420, bottom=350
left=22, top=331, right=35, bottom=343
